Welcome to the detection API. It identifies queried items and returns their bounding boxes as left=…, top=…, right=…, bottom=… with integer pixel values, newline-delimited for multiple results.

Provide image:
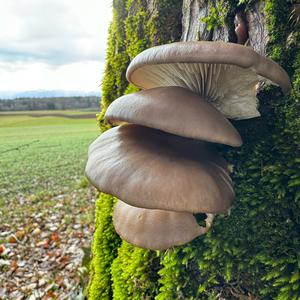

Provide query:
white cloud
left=0, top=61, right=105, bottom=91
left=0, top=0, right=113, bottom=91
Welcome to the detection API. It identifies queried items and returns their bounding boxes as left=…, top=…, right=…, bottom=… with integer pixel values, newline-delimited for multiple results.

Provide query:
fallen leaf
left=32, top=228, right=41, bottom=236
left=59, top=255, right=70, bottom=264
left=43, top=239, right=50, bottom=249
left=42, top=290, right=56, bottom=300
left=37, top=239, right=50, bottom=248
left=11, top=259, right=18, bottom=270
left=15, top=230, right=26, bottom=240
left=0, top=245, right=5, bottom=255
left=50, top=232, right=59, bottom=242
left=8, top=235, right=17, bottom=244
left=47, top=251, right=55, bottom=258
left=55, top=275, right=66, bottom=288
left=75, top=231, right=83, bottom=238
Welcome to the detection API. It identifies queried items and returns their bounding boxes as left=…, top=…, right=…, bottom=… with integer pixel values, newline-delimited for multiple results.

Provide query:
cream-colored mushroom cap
left=126, top=41, right=291, bottom=120
left=105, top=86, right=242, bottom=147
left=85, top=124, right=234, bottom=214
left=113, top=200, right=209, bottom=250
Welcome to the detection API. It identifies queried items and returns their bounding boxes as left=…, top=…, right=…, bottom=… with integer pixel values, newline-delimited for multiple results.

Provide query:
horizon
left=0, top=89, right=101, bottom=100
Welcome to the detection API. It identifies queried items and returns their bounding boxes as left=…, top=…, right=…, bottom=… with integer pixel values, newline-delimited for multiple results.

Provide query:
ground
left=0, top=111, right=99, bottom=299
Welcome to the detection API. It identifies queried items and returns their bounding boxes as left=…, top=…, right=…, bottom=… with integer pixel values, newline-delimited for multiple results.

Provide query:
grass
left=0, top=110, right=99, bottom=200
left=0, top=109, right=97, bottom=115
left=0, top=110, right=100, bottom=298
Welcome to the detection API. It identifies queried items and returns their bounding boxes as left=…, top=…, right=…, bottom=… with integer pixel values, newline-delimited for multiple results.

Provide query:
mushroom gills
left=132, top=63, right=260, bottom=120
left=126, top=41, right=291, bottom=119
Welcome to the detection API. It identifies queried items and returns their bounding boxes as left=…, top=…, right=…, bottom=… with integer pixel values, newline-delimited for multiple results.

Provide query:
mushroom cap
left=85, top=124, right=234, bottom=214
left=105, top=86, right=242, bottom=147
left=126, top=41, right=291, bottom=120
left=113, top=200, right=207, bottom=250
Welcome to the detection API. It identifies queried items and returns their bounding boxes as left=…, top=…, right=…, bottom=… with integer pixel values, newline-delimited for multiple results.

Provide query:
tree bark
left=246, top=1, right=268, bottom=55
left=181, top=0, right=229, bottom=42
left=181, top=0, right=268, bottom=56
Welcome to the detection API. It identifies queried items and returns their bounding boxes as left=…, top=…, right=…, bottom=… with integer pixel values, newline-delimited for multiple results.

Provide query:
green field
left=0, top=110, right=100, bottom=297
left=0, top=111, right=99, bottom=200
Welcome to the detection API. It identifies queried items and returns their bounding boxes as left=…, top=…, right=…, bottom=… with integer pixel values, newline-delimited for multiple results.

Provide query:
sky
left=0, top=0, right=113, bottom=92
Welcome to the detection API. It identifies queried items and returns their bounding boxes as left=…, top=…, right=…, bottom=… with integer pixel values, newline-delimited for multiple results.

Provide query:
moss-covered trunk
left=88, top=0, right=300, bottom=299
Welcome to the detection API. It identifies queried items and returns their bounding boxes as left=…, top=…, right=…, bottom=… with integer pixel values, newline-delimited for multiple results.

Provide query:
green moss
left=148, top=0, right=182, bottom=45
left=87, top=194, right=121, bottom=300
left=157, top=243, right=208, bottom=300
left=124, top=0, right=151, bottom=59
left=201, top=1, right=227, bottom=31
left=156, top=1, right=300, bottom=299
left=112, top=242, right=161, bottom=299
left=89, top=0, right=300, bottom=299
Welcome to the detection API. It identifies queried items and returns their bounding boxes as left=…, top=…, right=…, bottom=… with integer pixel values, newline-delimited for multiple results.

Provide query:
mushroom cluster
left=86, top=41, right=291, bottom=250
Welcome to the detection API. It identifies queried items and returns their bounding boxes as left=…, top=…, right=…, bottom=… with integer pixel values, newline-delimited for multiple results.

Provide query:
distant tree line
left=0, top=96, right=100, bottom=111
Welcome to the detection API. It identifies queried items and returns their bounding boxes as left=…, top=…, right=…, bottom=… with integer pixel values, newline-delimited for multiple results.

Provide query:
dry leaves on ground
left=0, top=186, right=97, bottom=300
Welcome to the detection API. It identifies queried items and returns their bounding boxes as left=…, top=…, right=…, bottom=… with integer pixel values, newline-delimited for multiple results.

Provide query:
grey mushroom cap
left=105, top=86, right=242, bottom=147
left=113, top=200, right=210, bottom=250
left=85, top=124, right=234, bottom=214
left=126, top=41, right=291, bottom=120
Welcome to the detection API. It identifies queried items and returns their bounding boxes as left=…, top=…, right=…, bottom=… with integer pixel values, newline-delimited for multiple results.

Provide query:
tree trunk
left=88, top=1, right=300, bottom=299
left=181, top=0, right=268, bottom=54
left=181, top=0, right=229, bottom=42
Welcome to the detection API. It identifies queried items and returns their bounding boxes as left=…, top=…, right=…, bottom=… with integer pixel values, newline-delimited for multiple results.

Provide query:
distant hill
left=0, top=96, right=100, bottom=111
left=0, top=90, right=101, bottom=100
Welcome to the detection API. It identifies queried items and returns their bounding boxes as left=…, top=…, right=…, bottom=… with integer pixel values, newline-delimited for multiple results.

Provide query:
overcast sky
left=0, top=0, right=113, bottom=92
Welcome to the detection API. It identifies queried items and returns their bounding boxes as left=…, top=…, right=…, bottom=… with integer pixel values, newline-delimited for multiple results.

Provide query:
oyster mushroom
left=86, top=41, right=291, bottom=250
left=85, top=124, right=234, bottom=214
left=105, top=86, right=242, bottom=147
left=126, top=41, right=291, bottom=119
left=113, top=200, right=213, bottom=250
